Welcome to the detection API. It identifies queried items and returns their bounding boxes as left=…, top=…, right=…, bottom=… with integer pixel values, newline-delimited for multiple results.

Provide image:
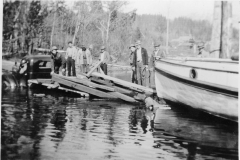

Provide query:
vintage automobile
left=2, top=55, right=52, bottom=88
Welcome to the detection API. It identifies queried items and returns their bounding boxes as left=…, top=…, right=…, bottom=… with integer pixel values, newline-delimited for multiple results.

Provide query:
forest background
left=2, top=0, right=239, bottom=64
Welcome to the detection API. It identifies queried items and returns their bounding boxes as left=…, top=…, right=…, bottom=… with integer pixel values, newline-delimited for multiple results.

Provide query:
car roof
left=23, top=55, right=51, bottom=60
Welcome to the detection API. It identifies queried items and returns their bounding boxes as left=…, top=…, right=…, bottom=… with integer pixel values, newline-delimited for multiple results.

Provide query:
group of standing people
left=50, top=41, right=93, bottom=76
left=50, top=39, right=167, bottom=87
left=51, top=41, right=110, bottom=76
left=129, top=40, right=166, bottom=87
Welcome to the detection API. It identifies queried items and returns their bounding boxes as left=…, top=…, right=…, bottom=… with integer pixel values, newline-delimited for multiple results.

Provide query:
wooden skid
left=52, top=74, right=137, bottom=102
left=55, top=74, right=115, bottom=92
left=90, top=76, right=146, bottom=101
left=28, top=79, right=88, bottom=96
left=91, top=72, right=154, bottom=94
left=90, top=77, right=133, bottom=95
left=52, top=75, right=116, bottom=99
left=108, top=91, right=137, bottom=103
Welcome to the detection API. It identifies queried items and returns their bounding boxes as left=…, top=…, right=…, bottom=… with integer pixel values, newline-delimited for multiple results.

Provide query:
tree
left=27, top=0, right=47, bottom=54
left=47, top=0, right=66, bottom=48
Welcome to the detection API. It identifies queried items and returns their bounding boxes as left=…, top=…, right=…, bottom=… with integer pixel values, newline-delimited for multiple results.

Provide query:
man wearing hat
left=149, top=42, right=166, bottom=70
left=129, top=44, right=137, bottom=83
left=76, top=45, right=93, bottom=74
left=133, top=40, right=148, bottom=86
left=85, top=45, right=93, bottom=73
left=149, top=42, right=166, bottom=86
left=65, top=41, right=77, bottom=76
left=51, top=46, right=66, bottom=75
left=99, top=46, right=110, bottom=75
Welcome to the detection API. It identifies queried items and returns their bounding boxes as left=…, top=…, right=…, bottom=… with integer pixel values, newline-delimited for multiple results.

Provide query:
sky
left=125, top=0, right=239, bottom=20
left=66, top=0, right=239, bottom=27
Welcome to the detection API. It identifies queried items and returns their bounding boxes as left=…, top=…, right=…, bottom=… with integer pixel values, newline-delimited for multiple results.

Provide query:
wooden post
left=210, top=1, right=233, bottom=58
left=210, top=1, right=222, bottom=58
left=220, top=1, right=232, bottom=58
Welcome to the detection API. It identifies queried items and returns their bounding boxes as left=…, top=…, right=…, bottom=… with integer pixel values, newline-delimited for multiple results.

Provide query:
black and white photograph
left=1, top=0, right=239, bottom=159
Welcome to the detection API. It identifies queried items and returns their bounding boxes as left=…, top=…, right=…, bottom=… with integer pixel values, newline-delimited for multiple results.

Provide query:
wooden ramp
left=52, top=74, right=138, bottom=103
left=32, top=61, right=157, bottom=103
left=50, top=69, right=156, bottom=103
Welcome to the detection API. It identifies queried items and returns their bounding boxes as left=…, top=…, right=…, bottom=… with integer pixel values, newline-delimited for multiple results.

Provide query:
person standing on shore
left=149, top=42, right=166, bottom=86
left=77, top=46, right=93, bottom=74
left=129, top=44, right=137, bottom=84
left=65, top=41, right=77, bottom=76
left=50, top=46, right=66, bottom=75
left=134, top=40, right=148, bottom=86
left=85, top=45, right=93, bottom=73
left=99, top=46, right=110, bottom=75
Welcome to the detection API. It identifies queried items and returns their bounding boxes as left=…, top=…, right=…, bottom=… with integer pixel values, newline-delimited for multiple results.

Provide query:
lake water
left=1, top=71, right=238, bottom=160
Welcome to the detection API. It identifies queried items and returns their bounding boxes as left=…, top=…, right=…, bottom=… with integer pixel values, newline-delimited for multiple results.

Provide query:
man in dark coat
left=129, top=44, right=137, bottom=83
left=132, top=40, right=148, bottom=86
left=51, top=46, right=66, bottom=75
left=99, top=46, right=110, bottom=75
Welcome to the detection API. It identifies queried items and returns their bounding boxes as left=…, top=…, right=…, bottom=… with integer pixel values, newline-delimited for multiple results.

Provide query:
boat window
left=190, top=69, right=197, bottom=79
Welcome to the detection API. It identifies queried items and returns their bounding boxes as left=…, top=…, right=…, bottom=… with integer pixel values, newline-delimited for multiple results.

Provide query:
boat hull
left=155, top=57, right=238, bottom=122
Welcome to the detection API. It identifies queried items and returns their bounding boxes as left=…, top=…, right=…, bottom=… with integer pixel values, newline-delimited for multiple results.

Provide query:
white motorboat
left=155, top=57, right=238, bottom=122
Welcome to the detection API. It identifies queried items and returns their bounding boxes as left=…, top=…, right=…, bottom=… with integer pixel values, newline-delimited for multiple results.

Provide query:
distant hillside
left=130, top=14, right=238, bottom=57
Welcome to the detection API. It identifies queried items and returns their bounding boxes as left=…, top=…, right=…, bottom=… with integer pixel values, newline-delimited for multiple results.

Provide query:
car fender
left=2, top=71, right=19, bottom=88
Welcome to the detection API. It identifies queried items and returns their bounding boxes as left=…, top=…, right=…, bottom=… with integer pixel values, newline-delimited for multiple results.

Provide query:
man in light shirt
left=65, top=41, right=77, bottom=76
left=134, top=40, right=148, bottom=86
left=99, top=46, right=110, bottom=75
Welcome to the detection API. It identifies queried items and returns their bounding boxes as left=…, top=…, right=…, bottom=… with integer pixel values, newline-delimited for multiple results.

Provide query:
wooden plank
left=52, top=74, right=137, bottom=102
left=108, top=91, right=137, bottom=103
left=28, top=79, right=38, bottom=84
left=35, top=81, right=89, bottom=96
left=90, top=76, right=144, bottom=94
left=53, top=74, right=115, bottom=92
left=90, top=76, right=144, bottom=93
left=37, top=79, right=52, bottom=84
left=86, top=61, right=102, bottom=77
left=89, top=76, right=147, bottom=101
left=90, top=76, right=114, bottom=86
left=52, top=75, right=117, bottom=99
left=91, top=72, right=154, bottom=94
left=58, top=87, right=89, bottom=97
left=90, top=77, right=135, bottom=95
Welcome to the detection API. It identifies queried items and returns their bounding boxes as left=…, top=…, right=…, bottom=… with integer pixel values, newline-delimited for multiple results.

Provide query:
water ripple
left=1, top=88, right=238, bottom=160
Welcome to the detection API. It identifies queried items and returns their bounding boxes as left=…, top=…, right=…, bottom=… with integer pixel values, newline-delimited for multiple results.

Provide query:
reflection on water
left=1, top=88, right=238, bottom=160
